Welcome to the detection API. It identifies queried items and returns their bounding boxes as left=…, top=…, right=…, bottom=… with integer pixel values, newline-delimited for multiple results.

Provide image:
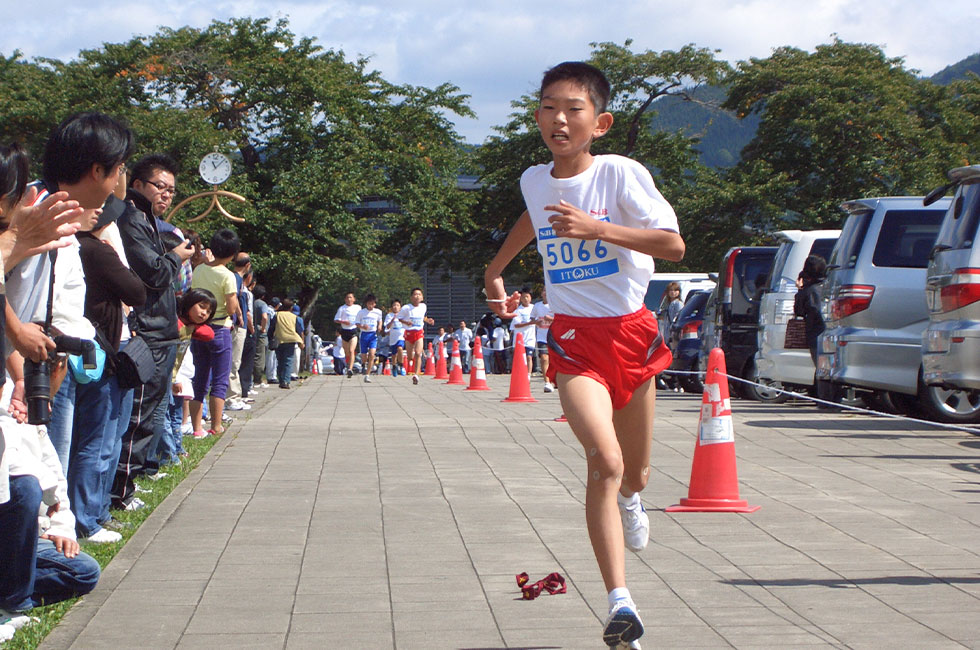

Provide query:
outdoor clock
left=199, top=152, right=232, bottom=185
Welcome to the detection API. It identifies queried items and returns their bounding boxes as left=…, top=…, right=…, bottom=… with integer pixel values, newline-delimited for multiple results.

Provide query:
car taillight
left=680, top=321, right=702, bottom=340
left=831, top=284, right=875, bottom=320
left=721, top=249, right=740, bottom=304
left=940, top=268, right=980, bottom=312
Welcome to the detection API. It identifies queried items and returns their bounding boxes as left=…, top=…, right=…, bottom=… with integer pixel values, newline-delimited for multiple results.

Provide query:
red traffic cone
left=446, top=339, right=466, bottom=385
left=424, top=342, right=436, bottom=376
left=554, top=414, right=567, bottom=422
left=503, top=333, right=537, bottom=403
left=465, top=337, right=491, bottom=391
left=435, top=339, right=449, bottom=379
left=383, top=360, right=392, bottom=376
left=666, top=348, right=759, bottom=513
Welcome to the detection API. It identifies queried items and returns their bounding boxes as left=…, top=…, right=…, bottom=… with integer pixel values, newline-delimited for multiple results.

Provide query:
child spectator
left=530, top=288, right=555, bottom=392
left=173, top=289, right=216, bottom=441
left=189, top=229, right=240, bottom=436
left=484, top=61, right=684, bottom=648
left=510, top=290, right=536, bottom=371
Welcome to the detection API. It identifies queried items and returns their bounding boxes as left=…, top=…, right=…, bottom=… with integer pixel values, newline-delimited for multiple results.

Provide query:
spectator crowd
left=0, top=112, right=312, bottom=641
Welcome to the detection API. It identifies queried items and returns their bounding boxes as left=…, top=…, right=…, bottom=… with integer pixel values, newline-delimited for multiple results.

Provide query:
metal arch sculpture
left=164, top=189, right=248, bottom=224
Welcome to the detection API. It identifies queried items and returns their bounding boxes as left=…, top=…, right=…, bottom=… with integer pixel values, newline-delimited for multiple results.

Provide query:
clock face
left=199, top=153, right=232, bottom=185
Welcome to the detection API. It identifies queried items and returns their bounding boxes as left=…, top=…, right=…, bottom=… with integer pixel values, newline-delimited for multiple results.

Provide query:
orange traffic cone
left=554, top=414, right=567, bottom=422
left=446, top=339, right=466, bottom=385
left=503, top=333, right=537, bottom=403
left=465, top=337, right=491, bottom=391
left=435, top=340, right=449, bottom=379
left=424, top=342, right=436, bottom=376
left=311, top=358, right=319, bottom=375
left=666, top=348, right=759, bottom=513
left=383, top=360, right=392, bottom=376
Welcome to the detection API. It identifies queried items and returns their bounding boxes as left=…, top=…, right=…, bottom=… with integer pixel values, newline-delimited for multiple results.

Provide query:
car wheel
left=916, top=378, right=980, bottom=424
left=741, top=361, right=789, bottom=403
left=868, top=390, right=915, bottom=415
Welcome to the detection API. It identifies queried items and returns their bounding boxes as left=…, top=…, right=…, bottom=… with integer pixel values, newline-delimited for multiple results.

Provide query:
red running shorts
left=546, top=307, right=672, bottom=410
left=405, top=329, right=424, bottom=344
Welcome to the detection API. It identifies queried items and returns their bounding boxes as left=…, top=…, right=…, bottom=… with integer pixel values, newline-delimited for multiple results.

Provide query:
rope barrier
left=660, top=369, right=980, bottom=434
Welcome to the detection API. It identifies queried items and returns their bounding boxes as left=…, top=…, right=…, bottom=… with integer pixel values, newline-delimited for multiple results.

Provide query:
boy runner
left=355, top=294, right=383, bottom=382
left=333, top=292, right=360, bottom=378
left=397, top=288, right=434, bottom=385
left=384, top=299, right=406, bottom=375
left=484, top=61, right=684, bottom=649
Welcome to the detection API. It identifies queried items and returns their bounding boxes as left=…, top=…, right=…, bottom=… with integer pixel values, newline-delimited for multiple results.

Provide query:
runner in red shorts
left=484, top=62, right=685, bottom=648
left=397, top=287, right=434, bottom=385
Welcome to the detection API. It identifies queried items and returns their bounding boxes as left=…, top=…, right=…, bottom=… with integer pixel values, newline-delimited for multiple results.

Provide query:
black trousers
left=111, top=343, right=177, bottom=507
left=240, top=333, right=256, bottom=397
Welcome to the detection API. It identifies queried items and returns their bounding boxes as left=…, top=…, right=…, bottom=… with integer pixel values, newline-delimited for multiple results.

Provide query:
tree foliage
left=0, top=17, right=475, bottom=319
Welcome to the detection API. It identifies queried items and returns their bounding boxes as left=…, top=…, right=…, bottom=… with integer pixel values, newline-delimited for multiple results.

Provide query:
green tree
left=0, top=17, right=476, bottom=319
left=723, top=39, right=974, bottom=230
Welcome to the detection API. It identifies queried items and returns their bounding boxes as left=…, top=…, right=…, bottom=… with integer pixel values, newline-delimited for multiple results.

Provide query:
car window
left=872, top=209, right=945, bottom=268
left=643, top=280, right=671, bottom=312
left=768, top=242, right=794, bottom=291
left=935, top=182, right=980, bottom=250
left=808, top=238, right=837, bottom=264
left=679, top=291, right=710, bottom=321
left=736, top=254, right=774, bottom=303
left=830, top=211, right=873, bottom=269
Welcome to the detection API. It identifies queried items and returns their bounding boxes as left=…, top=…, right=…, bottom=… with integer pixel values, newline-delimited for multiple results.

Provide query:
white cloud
left=2, top=0, right=976, bottom=143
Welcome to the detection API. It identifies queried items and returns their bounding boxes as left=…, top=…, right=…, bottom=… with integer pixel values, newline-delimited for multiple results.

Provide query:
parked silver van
left=756, top=230, right=840, bottom=392
left=815, top=196, right=980, bottom=423
left=922, top=166, right=980, bottom=414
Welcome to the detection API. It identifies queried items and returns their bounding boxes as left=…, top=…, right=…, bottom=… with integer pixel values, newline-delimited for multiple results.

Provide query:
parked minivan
left=700, top=246, right=777, bottom=400
left=755, top=230, right=840, bottom=392
left=815, top=196, right=980, bottom=423
left=921, top=165, right=980, bottom=420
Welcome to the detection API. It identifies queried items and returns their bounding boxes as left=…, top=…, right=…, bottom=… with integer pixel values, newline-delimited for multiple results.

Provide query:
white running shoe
left=364, top=375, right=371, bottom=383
left=0, top=623, right=14, bottom=642
left=0, top=608, right=34, bottom=630
left=603, top=599, right=643, bottom=647
left=122, top=497, right=146, bottom=511
left=82, top=528, right=123, bottom=544
left=619, top=501, right=649, bottom=552
left=147, top=472, right=168, bottom=482
left=179, top=422, right=194, bottom=436
left=543, top=382, right=554, bottom=393
left=225, top=400, right=250, bottom=411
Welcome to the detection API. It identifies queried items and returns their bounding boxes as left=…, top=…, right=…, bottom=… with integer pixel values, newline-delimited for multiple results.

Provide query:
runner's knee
left=588, top=448, right=624, bottom=485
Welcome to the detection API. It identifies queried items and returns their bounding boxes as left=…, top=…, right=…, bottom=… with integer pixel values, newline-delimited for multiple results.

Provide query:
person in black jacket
left=794, top=254, right=839, bottom=408
left=110, top=155, right=192, bottom=509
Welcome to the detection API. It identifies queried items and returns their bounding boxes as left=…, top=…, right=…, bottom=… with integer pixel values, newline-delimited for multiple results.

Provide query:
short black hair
left=540, top=61, right=611, bottom=115
left=281, top=297, right=294, bottom=310
left=253, top=284, right=266, bottom=300
left=209, top=228, right=240, bottom=259
left=43, top=112, right=134, bottom=186
left=411, top=287, right=423, bottom=294
left=129, top=154, right=178, bottom=187
left=180, top=287, right=217, bottom=322
left=364, top=293, right=376, bottom=303
left=0, top=143, right=30, bottom=209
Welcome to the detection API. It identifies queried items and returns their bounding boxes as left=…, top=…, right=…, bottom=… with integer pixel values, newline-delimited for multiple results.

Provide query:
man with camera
left=110, top=155, right=193, bottom=510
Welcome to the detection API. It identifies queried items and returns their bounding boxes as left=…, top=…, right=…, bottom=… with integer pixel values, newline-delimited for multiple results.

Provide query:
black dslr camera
left=24, top=335, right=97, bottom=425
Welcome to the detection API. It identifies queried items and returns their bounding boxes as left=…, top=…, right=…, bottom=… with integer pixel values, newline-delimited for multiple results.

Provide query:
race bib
left=539, top=221, right=619, bottom=284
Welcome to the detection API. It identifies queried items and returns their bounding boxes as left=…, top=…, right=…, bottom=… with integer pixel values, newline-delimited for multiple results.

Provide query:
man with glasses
left=110, top=154, right=193, bottom=510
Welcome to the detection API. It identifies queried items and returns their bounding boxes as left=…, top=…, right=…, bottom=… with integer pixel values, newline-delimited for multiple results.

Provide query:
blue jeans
left=70, top=372, right=128, bottom=537
left=0, top=476, right=41, bottom=612
left=276, top=342, right=296, bottom=387
left=47, top=373, right=77, bottom=477
left=166, top=393, right=185, bottom=457
left=32, top=538, right=100, bottom=608
left=99, top=383, right=133, bottom=527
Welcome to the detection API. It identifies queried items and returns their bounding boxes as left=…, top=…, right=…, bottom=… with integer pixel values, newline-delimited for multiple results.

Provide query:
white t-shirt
left=397, top=303, right=427, bottom=331
left=491, top=326, right=509, bottom=351
left=454, top=326, right=473, bottom=351
left=384, top=312, right=405, bottom=345
left=334, top=303, right=361, bottom=331
left=355, top=307, right=383, bottom=332
left=332, top=335, right=346, bottom=358
left=530, top=301, right=552, bottom=344
left=520, top=154, right=679, bottom=317
left=509, top=304, right=535, bottom=348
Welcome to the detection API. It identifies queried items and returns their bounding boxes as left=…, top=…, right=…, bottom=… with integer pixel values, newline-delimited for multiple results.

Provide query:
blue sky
left=3, top=0, right=977, bottom=144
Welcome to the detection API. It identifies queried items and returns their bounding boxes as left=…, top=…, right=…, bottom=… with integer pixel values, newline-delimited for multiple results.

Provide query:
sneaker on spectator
left=248, top=389, right=258, bottom=396
left=147, top=472, right=168, bottom=482
left=122, top=497, right=145, bottom=511
left=180, top=422, right=194, bottom=436
left=101, top=517, right=131, bottom=532
left=134, top=484, right=151, bottom=494
left=222, top=413, right=233, bottom=423
left=543, top=382, right=554, bottom=393
left=225, top=400, right=249, bottom=411
left=603, top=599, right=643, bottom=647
left=619, top=500, right=649, bottom=552
left=82, top=528, right=122, bottom=544
left=242, top=397, right=255, bottom=404
left=0, top=608, right=34, bottom=630
left=0, top=623, right=15, bottom=642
